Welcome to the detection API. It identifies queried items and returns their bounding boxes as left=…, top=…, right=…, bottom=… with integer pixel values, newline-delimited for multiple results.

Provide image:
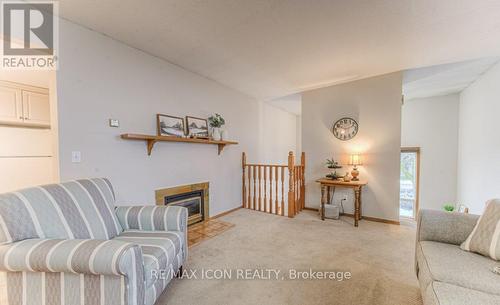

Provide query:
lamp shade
left=349, top=154, right=362, bottom=166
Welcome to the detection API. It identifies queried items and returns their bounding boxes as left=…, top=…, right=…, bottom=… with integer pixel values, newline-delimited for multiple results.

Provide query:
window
left=400, top=148, right=420, bottom=219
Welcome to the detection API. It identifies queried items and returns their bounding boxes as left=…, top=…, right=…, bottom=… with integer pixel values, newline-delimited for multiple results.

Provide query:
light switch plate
left=71, top=151, right=81, bottom=163
left=109, top=119, right=120, bottom=127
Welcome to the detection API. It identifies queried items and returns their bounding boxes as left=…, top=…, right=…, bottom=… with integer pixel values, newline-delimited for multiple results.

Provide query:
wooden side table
left=315, top=178, right=368, bottom=227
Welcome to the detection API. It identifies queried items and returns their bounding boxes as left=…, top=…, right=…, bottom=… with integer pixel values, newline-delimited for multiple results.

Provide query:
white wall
left=296, top=115, right=302, bottom=157
left=401, top=94, right=459, bottom=211
left=458, top=61, right=500, bottom=214
left=257, top=102, right=298, bottom=164
left=302, top=72, right=403, bottom=222
left=56, top=19, right=296, bottom=216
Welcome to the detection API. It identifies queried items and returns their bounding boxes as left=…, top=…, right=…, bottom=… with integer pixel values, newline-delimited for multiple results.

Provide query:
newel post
left=242, top=152, right=246, bottom=208
left=301, top=152, right=306, bottom=210
left=288, top=151, right=295, bottom=218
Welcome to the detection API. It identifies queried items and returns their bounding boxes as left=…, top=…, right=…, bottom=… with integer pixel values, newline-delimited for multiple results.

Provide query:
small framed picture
left=157, top=114, right=185, bottom=137
left=457, top=204, right=469, bottom=214
left=186, top=116, right=209, bottom=138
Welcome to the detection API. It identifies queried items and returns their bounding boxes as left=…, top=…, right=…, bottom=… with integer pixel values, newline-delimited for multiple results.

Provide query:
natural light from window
left=400, top=151, right=418, bottom=218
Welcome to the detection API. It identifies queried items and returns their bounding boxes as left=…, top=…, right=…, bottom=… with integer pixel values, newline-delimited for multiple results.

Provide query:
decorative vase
left=221, top=130, right=229, bottom=141
left=344, top=173, right=352, bottom=182
left=212, top=128, right=221, bottom=141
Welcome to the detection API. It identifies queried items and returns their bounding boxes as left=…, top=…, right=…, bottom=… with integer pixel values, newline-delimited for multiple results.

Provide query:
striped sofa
left=0, top=178, right=188, bottom=305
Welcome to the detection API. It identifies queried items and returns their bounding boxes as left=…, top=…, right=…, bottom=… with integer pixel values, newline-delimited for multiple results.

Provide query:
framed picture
left=457, top=204, right=469, bottom=214
left=186, top=116, right=209, bottom=138
left=157, top=114, right=185, bottom=137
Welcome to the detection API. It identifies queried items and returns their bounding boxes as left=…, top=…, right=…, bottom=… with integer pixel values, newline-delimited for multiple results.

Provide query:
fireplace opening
left=156, top=182, right=209, bottom=226
left=165, top=190, right=204, bottom=225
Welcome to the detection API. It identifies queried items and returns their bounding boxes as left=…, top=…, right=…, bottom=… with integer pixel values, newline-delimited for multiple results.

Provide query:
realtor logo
left=1, top=1, right=58, bottom=69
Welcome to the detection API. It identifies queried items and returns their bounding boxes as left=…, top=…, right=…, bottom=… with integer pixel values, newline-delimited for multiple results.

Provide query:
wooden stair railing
left=242, top=151, right=305, bottom=218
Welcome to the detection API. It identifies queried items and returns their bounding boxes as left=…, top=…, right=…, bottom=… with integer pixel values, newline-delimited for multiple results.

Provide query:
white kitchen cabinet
left=22, top=91, right=50, bottom=127
left=0, top=86, right=23, bottom=124
left=0, top=81, right=50, bottom=128
left=0, top=157, right=56, bottom=193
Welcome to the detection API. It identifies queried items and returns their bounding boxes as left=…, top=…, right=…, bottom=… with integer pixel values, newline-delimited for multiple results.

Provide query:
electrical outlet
left=493, top=266, right=500, bottom=275
left=109, top=119, right=120, bottom=127
left=71, top=151, right=81, bottom=163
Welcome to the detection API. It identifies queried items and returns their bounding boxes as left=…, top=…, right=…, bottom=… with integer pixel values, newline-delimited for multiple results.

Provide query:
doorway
left=400, top=147, right=420, bottom=219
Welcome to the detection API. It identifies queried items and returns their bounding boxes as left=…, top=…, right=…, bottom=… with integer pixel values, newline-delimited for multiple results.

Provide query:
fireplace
left=165, top=190, right=204, bottom=224
left=155, top=182, right=209, bottom=226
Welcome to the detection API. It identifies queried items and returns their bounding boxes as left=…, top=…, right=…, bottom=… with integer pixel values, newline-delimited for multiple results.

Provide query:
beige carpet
left=157, top=209, right=422, bottom=305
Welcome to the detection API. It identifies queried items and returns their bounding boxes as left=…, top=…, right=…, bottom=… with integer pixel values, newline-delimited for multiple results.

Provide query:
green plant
left=443, top=204, right=455, bottom=212
left=208, top=113, right=225, bottom=128
left=326, top=172, right=344, bottom=180
left=326, top=158, right=342, bottom=169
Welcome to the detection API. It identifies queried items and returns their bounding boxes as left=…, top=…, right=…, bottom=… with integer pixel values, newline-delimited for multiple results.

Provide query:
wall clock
left=332, top=117, right=358, bottom=141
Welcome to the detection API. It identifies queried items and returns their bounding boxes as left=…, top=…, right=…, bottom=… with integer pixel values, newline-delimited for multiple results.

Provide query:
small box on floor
left=322, top=204, right=340, bottom=220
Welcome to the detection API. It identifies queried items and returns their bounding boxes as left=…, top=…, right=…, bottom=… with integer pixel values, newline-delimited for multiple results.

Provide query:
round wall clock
left=332, top=117, right=358, bottom=141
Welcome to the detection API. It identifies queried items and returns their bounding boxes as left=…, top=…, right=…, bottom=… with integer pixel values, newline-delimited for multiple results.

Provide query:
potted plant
left=208, top=113, right=225, bottom=141
left=325, top=157, right=343, bottom=180
left=443, top=204, right=455, bottom=212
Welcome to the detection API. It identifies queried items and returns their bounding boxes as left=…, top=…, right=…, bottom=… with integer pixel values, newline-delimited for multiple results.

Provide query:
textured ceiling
left=58, top=0, right=500, bottom=100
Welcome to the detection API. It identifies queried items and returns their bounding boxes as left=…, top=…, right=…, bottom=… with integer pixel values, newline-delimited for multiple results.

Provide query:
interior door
left=22, top=90, right=50, bottom=127
left=0, top=86, right=23, bottom=124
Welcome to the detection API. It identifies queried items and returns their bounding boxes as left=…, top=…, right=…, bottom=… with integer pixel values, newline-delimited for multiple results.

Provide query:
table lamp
left=349, top=154, right=362, bottom=181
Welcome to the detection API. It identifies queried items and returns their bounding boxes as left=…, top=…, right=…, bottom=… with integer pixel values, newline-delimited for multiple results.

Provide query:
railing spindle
left=288, top=152, right=295, bottom=218
left=294, top=166, right=300, bottom=214
left=281, top=166, right=285, bottom=216
left=264, top=166, right=268, bottom=213
left=269, top=166, right=274, bottom=214
left=274, top=166, right=280, bottom=215
left=253, top=166, right=256, bottom=210
left=298, top=166, right=302, bottom=211
left=247, top=166, right=251, bottom=209
left=301, top=152, right=306, bottom=210
left=242, top=153, right=246, bottom=208
left=258, top=166, right=262, bottom=211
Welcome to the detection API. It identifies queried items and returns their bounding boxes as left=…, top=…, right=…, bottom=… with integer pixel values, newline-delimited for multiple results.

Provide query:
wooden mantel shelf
left=121, top=133, right=238, bottom=156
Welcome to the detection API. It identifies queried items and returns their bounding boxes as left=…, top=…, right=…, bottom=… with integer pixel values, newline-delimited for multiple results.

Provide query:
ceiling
left=267, top=93, right=302, bottom=115
left=403, top=57, right=499, bottom=100
left=58, top=0, right=500, bottom=101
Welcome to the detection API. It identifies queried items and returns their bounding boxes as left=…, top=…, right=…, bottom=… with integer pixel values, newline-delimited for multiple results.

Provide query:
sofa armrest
left=417, top=209, right=479, bottom=245
left=116, top=205, right=189, bottom=262
left=115, top=205, right=188, bottom=233
left=0, top=239, right=145, bottom=305
left=0, top=239, right=143, bottom=275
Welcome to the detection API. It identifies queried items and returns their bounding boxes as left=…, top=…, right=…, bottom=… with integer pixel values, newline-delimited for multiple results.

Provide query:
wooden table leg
left=354, top=187, right=361, bottom=227
left=320, top=185, right=325, bottom=220
left=359, top=187, right=363, bottom=220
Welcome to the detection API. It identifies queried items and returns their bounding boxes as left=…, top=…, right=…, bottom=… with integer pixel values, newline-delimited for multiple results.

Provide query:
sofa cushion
left=424, top=281, right=500, bottom=305
left=461, top=199, right=500, bottom=260
left=417, top=241, right=500, bottom=296
left=0, top=178, right=122, bottom=244
left=113, top=230, right=184, bottom=288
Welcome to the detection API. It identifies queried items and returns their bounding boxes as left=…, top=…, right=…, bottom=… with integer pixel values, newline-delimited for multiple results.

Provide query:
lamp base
left=351, top=167, right=359, bottom=181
